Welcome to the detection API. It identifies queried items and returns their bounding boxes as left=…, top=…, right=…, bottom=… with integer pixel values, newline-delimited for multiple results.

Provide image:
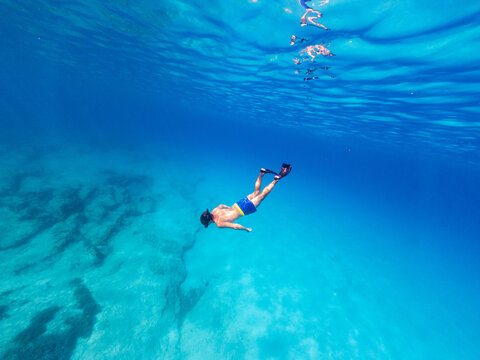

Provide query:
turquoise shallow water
left=1, top=0, right=480, bottom=359
left=0, top=132, right=479, bottom=359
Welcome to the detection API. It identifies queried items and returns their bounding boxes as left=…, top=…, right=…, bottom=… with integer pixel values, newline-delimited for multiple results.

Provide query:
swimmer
left=299, top=0, right=329, bottom=30
left=200, top=164, right=292, bottom=231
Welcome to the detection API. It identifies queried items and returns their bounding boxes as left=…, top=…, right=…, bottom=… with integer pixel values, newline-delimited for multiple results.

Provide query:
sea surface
left=1, top=0, right=480, bottom=359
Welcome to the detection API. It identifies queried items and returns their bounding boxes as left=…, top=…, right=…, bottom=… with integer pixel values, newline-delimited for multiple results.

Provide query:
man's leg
left=251, top=179, right=278, bottom=208
left=247, top=171, right=264, bottom=199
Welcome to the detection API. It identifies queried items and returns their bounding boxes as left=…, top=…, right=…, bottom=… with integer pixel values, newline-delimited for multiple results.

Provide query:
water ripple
left=1, top=0, right=479, bottom=157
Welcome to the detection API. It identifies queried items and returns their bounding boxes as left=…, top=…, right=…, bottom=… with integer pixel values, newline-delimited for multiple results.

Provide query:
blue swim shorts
left=233, top=197, right=257, bottom=216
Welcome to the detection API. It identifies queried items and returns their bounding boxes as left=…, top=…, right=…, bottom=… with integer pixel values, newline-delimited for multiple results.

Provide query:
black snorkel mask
left=200, top=209, right=213, bottom=228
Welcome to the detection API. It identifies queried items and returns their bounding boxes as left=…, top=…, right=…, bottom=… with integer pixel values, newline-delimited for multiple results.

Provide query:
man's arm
left=218, top=222, right=252, bottom=232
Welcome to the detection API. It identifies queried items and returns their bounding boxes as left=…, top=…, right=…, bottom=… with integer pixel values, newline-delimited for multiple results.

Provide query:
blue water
left=1, top=0, right=480, bottom=359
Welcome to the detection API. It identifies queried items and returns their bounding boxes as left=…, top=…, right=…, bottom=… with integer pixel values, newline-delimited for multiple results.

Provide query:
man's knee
left=261, top=187, right=272, bottom=196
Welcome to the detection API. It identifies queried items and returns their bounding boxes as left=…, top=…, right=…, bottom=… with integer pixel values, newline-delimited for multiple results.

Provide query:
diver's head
left=200, top=209, right=213, bottom=228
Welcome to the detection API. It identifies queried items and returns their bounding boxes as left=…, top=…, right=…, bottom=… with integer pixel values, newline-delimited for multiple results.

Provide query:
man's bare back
left=200, top=164, right=292, bottom=232
left=211, top=205, right=250, bottom=231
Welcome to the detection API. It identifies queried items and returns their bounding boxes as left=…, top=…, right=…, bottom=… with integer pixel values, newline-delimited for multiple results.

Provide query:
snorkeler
left=200, top=164, right=292, bottom=232
left=299, top=0, right=329, bottom=30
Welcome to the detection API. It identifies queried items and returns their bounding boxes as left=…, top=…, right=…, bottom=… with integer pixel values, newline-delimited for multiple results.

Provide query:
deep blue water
left=1, top=0, right=480, bottom=359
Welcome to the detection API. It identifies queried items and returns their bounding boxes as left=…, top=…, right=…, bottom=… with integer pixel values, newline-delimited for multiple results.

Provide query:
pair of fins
left=261, top=163, right=292, bottom=180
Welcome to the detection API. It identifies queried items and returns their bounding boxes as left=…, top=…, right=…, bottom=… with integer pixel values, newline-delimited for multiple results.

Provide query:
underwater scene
left=1, top=0, right=480, bottom=359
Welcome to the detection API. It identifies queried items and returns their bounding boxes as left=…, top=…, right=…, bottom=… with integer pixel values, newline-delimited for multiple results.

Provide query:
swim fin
left=275, top=163, right=292, bottom=180
left=260, top=168, right=277, bottom=175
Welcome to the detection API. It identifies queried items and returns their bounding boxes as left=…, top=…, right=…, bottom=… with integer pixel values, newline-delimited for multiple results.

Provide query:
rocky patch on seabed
left=0, top=145, right=207, bottom=359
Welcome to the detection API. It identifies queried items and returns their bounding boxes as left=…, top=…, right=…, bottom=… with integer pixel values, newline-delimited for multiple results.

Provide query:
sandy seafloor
left=0, top=135, right=479, bottom=360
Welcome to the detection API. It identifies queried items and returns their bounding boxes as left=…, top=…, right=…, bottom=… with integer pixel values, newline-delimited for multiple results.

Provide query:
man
left=200, top=163, right=292, bottom=232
